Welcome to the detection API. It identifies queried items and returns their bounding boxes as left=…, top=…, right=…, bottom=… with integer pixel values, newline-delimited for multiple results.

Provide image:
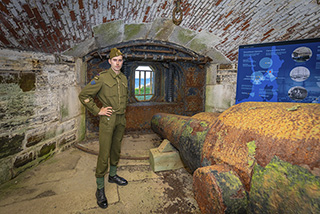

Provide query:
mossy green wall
left=0, top=50, right=81, bottom=185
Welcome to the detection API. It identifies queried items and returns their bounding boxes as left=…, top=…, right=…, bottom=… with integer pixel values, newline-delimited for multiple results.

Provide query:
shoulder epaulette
left=94, top=72, right=101, bottom=80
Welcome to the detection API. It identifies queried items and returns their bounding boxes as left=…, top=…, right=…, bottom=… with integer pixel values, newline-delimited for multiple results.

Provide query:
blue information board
left=236, top=38, right=320, bottom=104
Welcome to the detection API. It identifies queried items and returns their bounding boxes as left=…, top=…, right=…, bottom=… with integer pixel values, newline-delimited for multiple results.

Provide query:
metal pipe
left=131, top=48, right=175, bottom=54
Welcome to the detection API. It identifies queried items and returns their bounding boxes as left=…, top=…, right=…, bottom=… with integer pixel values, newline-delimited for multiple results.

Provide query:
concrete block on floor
left=149, top=139, right=184, bottom=172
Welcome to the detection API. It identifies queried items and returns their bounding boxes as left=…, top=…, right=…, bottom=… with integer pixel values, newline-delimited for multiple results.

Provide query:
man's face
left=109, top=55, right=123, bottom=73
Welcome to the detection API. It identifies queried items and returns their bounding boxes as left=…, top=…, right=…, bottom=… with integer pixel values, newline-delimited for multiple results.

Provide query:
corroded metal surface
left=151, top=102, right=320, bottom=213
left=126, top=103, right=185, bottom=132
left=249, top=156, right=320, bottom=214
left=151, top=113, right=210, bottom=172
left=193, top=164, right=248, bottom=214
left=191, top=112, right=221, bottom=124
left=202, top=102, right=320, bottom=190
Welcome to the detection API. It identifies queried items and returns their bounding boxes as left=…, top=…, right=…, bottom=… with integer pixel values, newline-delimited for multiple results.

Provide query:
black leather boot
left=96, top=188, right=108, bottom=209
left=108, top=175, right=128, bottom=186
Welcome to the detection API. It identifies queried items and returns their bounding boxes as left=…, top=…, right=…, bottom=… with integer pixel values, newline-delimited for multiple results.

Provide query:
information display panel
left=236, top=38, right=320, bottom=104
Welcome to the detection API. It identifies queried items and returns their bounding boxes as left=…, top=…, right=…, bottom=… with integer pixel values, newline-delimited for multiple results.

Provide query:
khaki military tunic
left=79, top=68, right=128, bottom=178
left=79, top=68, right=128, bottom=115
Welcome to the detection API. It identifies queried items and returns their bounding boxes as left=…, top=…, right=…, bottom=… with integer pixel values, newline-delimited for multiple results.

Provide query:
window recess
left=134, top=65, right=155, bottom=101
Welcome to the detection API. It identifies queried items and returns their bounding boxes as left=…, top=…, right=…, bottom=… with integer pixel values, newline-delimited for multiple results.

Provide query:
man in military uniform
left=79, top=48, right=128, bottom=209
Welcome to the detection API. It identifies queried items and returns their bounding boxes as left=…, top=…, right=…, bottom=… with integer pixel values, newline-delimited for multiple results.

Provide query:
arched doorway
left=83, top=40, right=211, bottom=136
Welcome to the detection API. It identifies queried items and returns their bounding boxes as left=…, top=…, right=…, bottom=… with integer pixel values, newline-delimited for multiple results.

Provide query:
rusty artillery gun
left=151, top=102, right=320, bottom=214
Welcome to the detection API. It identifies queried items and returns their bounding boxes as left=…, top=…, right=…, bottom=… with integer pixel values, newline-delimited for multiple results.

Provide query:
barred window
left=134, top=66, right=154, bottom=101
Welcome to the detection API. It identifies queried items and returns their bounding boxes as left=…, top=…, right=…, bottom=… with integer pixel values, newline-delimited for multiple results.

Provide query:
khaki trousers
left=95, top=114, right=126, bottom=178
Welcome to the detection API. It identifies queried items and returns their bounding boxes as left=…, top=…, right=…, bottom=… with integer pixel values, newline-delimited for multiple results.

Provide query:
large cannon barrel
left=201, top=102, right=320, bottom=189
left=151, top=112, right=219, bottom=172
left=151, top=102, right=320, bottom=214
left=197, top=102, right=320, bottom=213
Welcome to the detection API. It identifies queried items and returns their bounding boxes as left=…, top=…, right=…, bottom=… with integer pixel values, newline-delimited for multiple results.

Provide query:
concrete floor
left=0, top=133, right=200, bottom=214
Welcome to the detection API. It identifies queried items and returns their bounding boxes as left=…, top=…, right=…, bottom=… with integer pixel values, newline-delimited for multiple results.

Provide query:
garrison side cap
left=109, top=48, right=123, bottom=59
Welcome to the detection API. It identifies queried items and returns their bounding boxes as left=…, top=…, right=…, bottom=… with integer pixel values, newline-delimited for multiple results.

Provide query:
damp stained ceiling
left=0, top=0, right=319, bottom=62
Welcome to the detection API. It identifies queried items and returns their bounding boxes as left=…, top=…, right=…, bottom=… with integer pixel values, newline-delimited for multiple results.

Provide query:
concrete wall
left=206, top=64, right=237, bottom=112
left=0, top=49, right=84, bottom=184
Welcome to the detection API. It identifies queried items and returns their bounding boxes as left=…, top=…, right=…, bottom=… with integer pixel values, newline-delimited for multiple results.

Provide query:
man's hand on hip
left=98, top=107, right=113, bottom=116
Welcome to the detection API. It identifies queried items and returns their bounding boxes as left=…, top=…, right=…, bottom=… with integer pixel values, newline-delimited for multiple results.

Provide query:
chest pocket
left=121, top=82, right=128, bottom=96
left=103, top=81, right=117, bottom=97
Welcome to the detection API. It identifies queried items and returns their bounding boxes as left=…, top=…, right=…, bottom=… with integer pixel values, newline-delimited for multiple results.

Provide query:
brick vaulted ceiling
left=0, top=0, right=320, bottom=62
